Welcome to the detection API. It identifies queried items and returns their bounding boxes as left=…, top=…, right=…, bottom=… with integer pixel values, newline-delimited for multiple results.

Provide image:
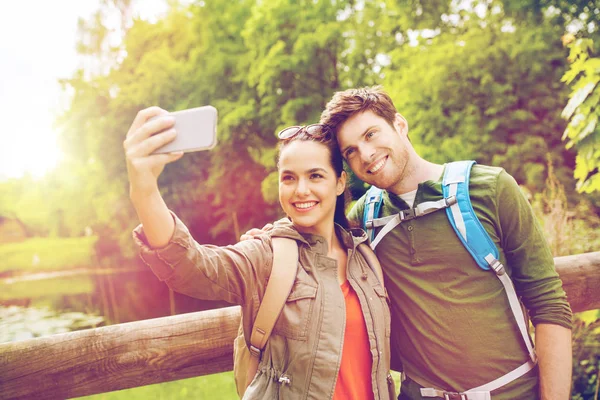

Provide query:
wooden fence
left=1, top=251, right=599, bottom=399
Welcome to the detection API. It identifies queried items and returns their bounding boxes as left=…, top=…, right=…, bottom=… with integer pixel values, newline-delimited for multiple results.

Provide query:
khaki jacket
left=133, top=215, right=395, bottom=400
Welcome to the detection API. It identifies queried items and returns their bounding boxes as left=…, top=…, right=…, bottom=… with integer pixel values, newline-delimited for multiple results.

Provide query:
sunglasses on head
left=277, top=124, right=331, bottom=140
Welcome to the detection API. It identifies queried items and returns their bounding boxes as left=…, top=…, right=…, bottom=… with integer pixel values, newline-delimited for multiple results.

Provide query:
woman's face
left=278, top=140, right=346, bottom=236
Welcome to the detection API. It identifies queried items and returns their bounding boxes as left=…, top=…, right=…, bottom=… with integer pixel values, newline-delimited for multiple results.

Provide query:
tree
left=383, top=10, right=576, bottom=194
left=562, top=37, right=600, bottom=193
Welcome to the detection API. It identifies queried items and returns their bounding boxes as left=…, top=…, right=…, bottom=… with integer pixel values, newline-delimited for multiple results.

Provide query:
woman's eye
left=366, top=130, right=376, bottom=139
left=345, top=148, right=355, bottom=158
left=310, top=173, right=324, bottom=179
left=281, top=175, right=294, bottom=182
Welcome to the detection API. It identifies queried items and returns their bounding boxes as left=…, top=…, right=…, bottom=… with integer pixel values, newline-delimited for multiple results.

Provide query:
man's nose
left=359, top=142, right=376, bottom=164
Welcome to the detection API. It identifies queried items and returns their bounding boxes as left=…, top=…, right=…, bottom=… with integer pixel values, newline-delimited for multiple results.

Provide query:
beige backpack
left=232, top=238, right=384, bottom=398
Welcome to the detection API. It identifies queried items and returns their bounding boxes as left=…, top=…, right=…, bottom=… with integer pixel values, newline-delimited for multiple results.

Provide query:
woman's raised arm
left=124, top=106, right=183, bottom=248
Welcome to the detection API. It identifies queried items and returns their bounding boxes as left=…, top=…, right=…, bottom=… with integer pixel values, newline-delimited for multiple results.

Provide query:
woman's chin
left=289, top=215, right=317, bottom=231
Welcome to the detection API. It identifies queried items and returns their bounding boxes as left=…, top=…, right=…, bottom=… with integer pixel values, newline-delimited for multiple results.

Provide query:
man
left=319, top=86, right=572, bottom=400
left=244, top=86, right=572, bottom=400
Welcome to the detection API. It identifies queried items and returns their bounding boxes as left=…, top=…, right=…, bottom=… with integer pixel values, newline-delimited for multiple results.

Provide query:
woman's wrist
left=129, top=184, right=160, bottom=204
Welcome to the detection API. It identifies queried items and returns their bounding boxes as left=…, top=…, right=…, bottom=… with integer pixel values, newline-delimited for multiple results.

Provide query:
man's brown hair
left=319, top=86, right=398, bottom=133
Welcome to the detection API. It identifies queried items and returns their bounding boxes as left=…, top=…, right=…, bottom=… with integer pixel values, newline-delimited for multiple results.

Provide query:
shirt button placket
left=407, top=223, right=418, bottom=263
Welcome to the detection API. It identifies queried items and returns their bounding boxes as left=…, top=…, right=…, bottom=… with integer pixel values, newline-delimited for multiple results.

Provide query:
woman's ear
left=337, top=171, right=347, bottom=196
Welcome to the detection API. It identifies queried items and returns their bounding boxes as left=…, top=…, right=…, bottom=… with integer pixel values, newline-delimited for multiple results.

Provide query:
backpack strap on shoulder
left=364, top=185, right=456, bottom=250
left=246, top=237, right=298, bottom=389
left=363, top=186, right=384, bottom=242
left=442, top=160, right=499, bottom=271
left=439, top=160, right=537, bottom=392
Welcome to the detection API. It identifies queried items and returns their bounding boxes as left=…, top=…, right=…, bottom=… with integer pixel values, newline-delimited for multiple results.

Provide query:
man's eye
left=366, top=130, right=376, bottom=139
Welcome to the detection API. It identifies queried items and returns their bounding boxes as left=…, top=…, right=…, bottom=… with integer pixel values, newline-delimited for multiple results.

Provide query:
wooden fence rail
left=1, top=251, right=600, bottom=400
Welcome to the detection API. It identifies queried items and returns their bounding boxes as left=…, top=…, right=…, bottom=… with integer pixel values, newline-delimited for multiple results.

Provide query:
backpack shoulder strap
left=442, top=160, right=537, bottom=374
left=246, top=237, right=298, bottom=388
left=363, top=186, right=384, bottom=242
left=363, top=183, right=456, bottom=249
left=357, top=243, right=385, bottom=289
left=442, top=160, right=499, bottom=271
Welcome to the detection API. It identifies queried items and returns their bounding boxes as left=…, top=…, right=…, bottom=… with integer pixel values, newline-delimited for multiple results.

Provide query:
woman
left=124, top=107, right=395, bottom=399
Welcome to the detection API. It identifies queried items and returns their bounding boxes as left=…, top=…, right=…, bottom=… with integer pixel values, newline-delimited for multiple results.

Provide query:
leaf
left=562, top=81, right=598, bottom=120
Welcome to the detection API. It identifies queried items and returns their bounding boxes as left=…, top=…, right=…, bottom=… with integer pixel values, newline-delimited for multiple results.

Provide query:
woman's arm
left=133, top=214, right=273, bottom=305
left=124, top=106, right=183, bottom=248
left=125, top=107, right=274, bottom=305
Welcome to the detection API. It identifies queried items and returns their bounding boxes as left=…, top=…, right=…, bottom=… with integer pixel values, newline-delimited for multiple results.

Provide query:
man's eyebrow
left=340, top=125, right=378, bottom=155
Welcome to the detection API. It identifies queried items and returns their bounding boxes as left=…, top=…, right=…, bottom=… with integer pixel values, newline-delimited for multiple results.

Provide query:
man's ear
left=337, top=171, right=347, bottom=196
left=394, top=113, right=409, bottom=136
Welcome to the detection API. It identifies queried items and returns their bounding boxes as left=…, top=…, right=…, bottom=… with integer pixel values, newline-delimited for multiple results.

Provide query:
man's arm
left=492, top=169, right=573, bottom=399
left=535, top=323, right=572, bottom=400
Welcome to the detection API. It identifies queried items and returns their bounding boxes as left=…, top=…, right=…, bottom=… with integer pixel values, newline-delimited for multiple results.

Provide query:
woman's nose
left=295, top=179, right=311, bottom=196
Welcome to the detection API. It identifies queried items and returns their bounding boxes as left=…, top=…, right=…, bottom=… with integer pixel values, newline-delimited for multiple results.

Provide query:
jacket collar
left=270, top=218, right=369, bottom=252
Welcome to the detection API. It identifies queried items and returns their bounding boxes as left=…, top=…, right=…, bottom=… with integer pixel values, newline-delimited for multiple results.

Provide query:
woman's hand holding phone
left=124, top=106, right=184, bottom=248
left=124, top=106, right=184, bottom=198
left=124, top=105, right=218, bottom=248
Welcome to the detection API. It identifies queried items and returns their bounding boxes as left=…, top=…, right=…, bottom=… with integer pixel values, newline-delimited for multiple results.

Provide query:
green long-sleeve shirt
left=348, top=164, right=572, bottom=400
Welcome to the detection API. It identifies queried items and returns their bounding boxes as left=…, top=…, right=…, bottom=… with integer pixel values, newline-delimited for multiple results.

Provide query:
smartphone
left=152, top=105, right=218, bottom=154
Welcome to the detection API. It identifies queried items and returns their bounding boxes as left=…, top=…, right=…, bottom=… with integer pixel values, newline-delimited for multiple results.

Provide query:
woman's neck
left=295, top=219, right=342, bottom=254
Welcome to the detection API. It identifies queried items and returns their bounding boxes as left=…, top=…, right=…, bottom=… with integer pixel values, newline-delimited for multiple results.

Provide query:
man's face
left=336, top=110, right=411, bottom=190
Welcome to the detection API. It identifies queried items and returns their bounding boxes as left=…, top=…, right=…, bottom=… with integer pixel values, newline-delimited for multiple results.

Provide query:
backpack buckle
left=400, top=209, right=416, bottom=221
left=365, top=220, right=374, bottom=229
left=444, top=393, right=467, bottom=400
left=249, top=345, right=262, bottom=359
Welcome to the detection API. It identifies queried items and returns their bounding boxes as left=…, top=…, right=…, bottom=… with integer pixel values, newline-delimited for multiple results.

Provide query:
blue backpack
left=363, top=160, right=537, bottom=398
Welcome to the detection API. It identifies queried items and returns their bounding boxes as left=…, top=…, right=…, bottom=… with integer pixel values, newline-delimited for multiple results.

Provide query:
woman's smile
left=292, top=201, right=319, bottom=212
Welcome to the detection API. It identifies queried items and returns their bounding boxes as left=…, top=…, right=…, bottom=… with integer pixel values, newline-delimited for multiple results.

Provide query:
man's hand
left=239, top=224, right=274, bottom=241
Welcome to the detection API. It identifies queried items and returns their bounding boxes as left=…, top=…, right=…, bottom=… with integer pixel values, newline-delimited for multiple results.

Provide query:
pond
left=0, top=266, right=231, bottom=343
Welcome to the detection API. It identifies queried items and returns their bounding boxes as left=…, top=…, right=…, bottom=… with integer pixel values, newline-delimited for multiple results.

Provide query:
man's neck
left=388, top=158, right=444, bottom=195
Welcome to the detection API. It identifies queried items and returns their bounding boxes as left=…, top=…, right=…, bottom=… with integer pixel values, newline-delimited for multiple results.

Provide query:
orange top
left=333, top=280, right=375, bottom=400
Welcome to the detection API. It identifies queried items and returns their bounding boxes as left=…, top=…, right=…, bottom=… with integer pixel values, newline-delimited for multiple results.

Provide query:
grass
left=0, top=236, right=97, bottom=273
left=73, top=369, right=404, bottom=400
left=77, top=372, right=238, bottom=400
left=76, top=370, right=403, bottom=399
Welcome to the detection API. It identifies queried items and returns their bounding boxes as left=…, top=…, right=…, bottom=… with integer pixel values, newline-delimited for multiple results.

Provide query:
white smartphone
left=152, top=105, right=218, bottom=154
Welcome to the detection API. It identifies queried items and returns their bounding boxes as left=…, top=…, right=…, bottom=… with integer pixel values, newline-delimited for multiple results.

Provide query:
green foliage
left=531, top=156, right=600, bottom=257
left=562, top=37, right=600, bottom=193
left=0, top=236, right=97, bottom=273
left=571, top=311, right=600, bottom=400
left=384, top=12, right=574, bottom=193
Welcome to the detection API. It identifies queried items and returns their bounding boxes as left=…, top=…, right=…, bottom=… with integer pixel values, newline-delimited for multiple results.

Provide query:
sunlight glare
left=0, top=117, right=62, bottom=180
